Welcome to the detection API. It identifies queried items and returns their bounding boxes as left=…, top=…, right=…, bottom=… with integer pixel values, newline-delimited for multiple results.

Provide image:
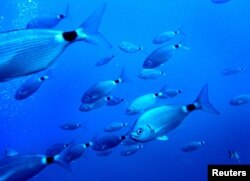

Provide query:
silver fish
left=130, top=84, right=220, bottom=142
left=0, top=146, right=71, bottom=181
left=229, top=94, right=250, bottom=106
left=181, top=141, right=205, bottom=152
left=0, top=3, right=111, bottom=82
left=120, top=144, right=143, bottom=156
left=104, top=122, right=128, bottom=132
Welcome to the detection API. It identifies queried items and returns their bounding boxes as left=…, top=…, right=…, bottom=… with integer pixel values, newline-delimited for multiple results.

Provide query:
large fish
left=130, top=84, right=220, bottom=142
left=0, top=146, right=71, bottom=181
left=0, top=3, right=111, bottom=82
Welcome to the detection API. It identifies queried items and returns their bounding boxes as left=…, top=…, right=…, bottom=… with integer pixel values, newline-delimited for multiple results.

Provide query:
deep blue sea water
left=0, top=0, right=249, bottom=180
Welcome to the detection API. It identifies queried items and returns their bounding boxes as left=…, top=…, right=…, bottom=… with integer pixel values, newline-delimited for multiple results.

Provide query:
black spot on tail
left=46, top=156, right=54, bottom=164
left=186, top=104, right=196, bottom=112
left=154, top=93, right=159, bottom=97
left=115, top=80, right=120, bottom=84
left=59, top=14, right=65, bottom=19
left=174, top=44, right=180, bottom=48
left=40, top=77, right=45, bottom=81
left=85, top=143, right=91, bottom=148
left=120, top=136, right=126, bottom=140
left=62, top=31, right=77, bottom=42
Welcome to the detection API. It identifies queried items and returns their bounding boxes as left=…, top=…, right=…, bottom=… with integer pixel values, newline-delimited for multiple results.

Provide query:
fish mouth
left=130, top=132, right=139, bottom=141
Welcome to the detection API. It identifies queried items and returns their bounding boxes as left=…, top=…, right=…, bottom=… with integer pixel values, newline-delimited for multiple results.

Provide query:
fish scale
left=0, top=29, right=68, bottom=81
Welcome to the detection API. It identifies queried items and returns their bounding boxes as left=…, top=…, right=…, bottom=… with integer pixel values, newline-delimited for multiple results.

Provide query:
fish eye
left=137, top=128, right=144, bottom=135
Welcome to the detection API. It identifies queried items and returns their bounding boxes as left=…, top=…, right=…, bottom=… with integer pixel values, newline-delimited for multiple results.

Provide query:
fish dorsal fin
left=156, top=135, right=169, bottom=141
left=4, top=148, right=19, bottom=157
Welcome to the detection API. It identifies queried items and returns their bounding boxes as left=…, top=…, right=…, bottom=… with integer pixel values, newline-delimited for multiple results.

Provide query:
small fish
left=152, top=29, right=183, bottom=44
left=118, top=41, right=144, bottom=53
left=221, top=67, right=244, bottom=76
left=229, top=94, right=250, bottom=106
left=92, top=134, right=126, bottom=151
left=130, top=84, right=220, bottom=142
left=162, top=89, right=183, bottom=98
left=121, top=138, right=138, bottom=145
left=79, top=98, right=106, bottom=112
left=159, top=85, right=183, bottom=98
left=96, top=149, right=112, bottom=156
left=79, top=96, right=123, bottom=112
left=0, top=3, right=111, bottom=82
left=26, top=4, right=70, bottom=29
left=0, top=146, right=71, bottom=181
left=143, top=43, right=187, bottom=69
left=64, top=142, right=92, bottom=163
left=211, top=0, right=230, bottom=4
left=14, top=73, right=50, bottom=100
left=138, top=69, right=166, bottom=80
left=95, top=54, right=115, bottom=67
left=120, top=144, right=143, bottom=156
left=126, top=85, right=172, bottom=115
left=228, top=150, right=240, bottom=162
left=105, top=96, right=124, bottom=106
left=4, top=148, right=19, bottom=157
left=181, top=141, right=205, bottom=152
left=60, top=123, right=82, bottom=131
left=81, top=69, right=128, bottom=104
left=46, top=143, right=69, bottom=157
left=104, top=122, right=128, bottom=132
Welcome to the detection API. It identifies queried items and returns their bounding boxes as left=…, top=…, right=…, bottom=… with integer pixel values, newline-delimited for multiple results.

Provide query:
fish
left=95, top=54, right=115, bottom=67
left=161, top=88, right=183, bottom=98
left=130, top=84, right=220, bottom=142
left=138, top=69, right=166, bottom=80
left=105, top=96, right=124, bottom=106
left=0, top=3, right=111, bottom=82
left=26, top=4, right=70, bottom=29
left=181, top=141, right=205, bottom=152
left=46, top=143, right=69, bottom=157
left=79, top=96, right=123, bottom=112
left=143, top=43, right=187, bottom=69
left=228, top=150, right=240, bottom=162
left=120, top=144, right=143, bottom=156
left=79, top=99, right=106, bottom=112
left=4, top=149, right=19, bottom=157
left=63, top=142, right=92, bottom=163
left=81, top=69, right=128, bottom=104
left=211, top=0, right=230, bottom=4
left=60, top=123, right=82, bottom=131
left=14, top=73, right=50, bottom=100
left=221, top=67, right=244, bottom=76
left=229, top=94, right=250, bottom=106
left=0, top=146, right=71, bottom=181
left=118, top=41, right=144, bottom=53
left=104, top=122, right=128, bottom=132
left=96, top=149, right=112, bottom=156
left=121, top=138, right=138, bottom=145
left=126, top=86, right=172, bottom=115
left=152, top=29, right=184, bottom=44
left=92, top=134, right=126, bottom=151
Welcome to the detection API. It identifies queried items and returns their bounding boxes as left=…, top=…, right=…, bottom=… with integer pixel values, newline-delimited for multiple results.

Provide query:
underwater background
left=0, top=0, right=249, bottom=180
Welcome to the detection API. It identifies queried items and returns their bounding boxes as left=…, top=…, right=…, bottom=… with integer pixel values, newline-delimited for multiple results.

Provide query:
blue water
left=0, top=0, right=249, bottom=180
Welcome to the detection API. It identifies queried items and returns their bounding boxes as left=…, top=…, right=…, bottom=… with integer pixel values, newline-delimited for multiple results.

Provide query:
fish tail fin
left=78, top=3, right=112, bottom=48
left=54, top=142, right=74, bottom=172
left=64, top=3, right=72, bottom=19
left=194, top=83, right=220, bottom=115
left=119, top=68, right=131, bottom=83
left=228, top=150, right=233, bottom=159
left=158, top=84, right=169, bottom=98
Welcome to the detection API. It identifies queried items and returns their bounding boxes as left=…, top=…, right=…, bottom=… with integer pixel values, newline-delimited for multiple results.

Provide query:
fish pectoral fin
left=156, top=135, right=169, bottom=141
